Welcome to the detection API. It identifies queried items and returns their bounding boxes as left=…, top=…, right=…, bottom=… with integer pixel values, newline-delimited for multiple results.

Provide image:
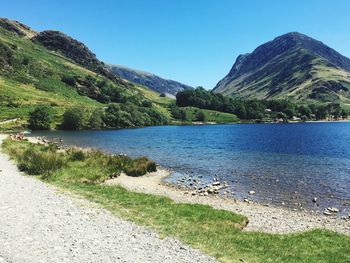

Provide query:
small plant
left=68, top=149, right=86, bottom=161
left=195, top=110, right=206, bottom=122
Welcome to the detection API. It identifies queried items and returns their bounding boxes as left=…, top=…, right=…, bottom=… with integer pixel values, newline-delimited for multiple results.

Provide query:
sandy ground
left=0, top=135, right=216, bottom=263
left=106, top=170, right=350, bottom=235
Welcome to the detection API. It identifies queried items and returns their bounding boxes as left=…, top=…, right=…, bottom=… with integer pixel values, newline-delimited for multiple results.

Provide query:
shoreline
left=105, top=168, right=350, bottom=235
left=21, top=134, right=350, bottom=234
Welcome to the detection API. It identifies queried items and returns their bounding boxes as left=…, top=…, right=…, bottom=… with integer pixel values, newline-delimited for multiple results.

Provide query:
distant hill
left=108, top=65, right=192, bottom=96
left=213, top=32, right=350, bottom=103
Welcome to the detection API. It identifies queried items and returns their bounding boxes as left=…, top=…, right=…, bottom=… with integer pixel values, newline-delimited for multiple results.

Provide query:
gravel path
left=0, top=136, right=217, bottom=263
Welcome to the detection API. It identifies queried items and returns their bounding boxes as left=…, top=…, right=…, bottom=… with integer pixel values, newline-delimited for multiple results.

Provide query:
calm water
left=31, top=123, right=350, bottom=214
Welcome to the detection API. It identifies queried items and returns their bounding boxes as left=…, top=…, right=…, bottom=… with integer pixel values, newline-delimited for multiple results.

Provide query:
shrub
left=124, top=157, right=157, bottom=177
left=88, top=110, right=104, bottom=129
left=142, top=100, right=152, bottom=108
left=170, top=105, right=187, bottom=120
left=195, top=111, right=206, bottom=122
left=146, top=160, right=157, bottom=172
left=61, top=75, right=76, bottom=86
left=68, top=149, right=86, bottom=161
left=124, top=165, right=147, bottom=177
left=0, top=41, right=13, bottom=67
left=22, top=56, right=30, bottom=66
left=62, top=107, right=86, bottom=130
left=29, top=105, right=55, bottom=130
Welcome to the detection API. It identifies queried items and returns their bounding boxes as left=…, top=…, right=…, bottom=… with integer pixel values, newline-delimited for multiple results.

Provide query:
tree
left=298, top=105, right=312, bottom=118
left=315, top=105, right=328, bottom=120
left=62, top=107, right=86, bottom=130
left=29, top=105, right=54, bottom=130
left=341, top=109, right=349, bottom=119
left=328, top=103, right=342, bottom=120
left=170, top=104, right=187, bottom=121
left=88, top=110, right=104, bottom=130
left=195, top=111, right=206, bottom=122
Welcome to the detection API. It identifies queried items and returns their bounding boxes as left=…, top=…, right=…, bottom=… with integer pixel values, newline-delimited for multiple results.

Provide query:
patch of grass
left=2, top=139, right=156, bottom=183
left=124, top=156, right=157, bottom=176
left=2, top=138, right=350, bottom=263
left=183, top=107, right=239, bottom=123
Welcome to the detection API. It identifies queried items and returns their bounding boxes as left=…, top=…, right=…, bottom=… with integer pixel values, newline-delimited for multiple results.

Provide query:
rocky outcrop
left=0, top=18, right=37, bottom=37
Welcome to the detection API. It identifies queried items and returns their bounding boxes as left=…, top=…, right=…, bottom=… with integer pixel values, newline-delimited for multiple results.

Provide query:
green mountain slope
left=0, top=18, right=170, bottom=127
left=213, top=32, right=350, bottom=103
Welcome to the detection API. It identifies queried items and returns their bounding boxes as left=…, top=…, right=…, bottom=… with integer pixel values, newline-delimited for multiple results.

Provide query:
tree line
left=29, top=103, right=169, bottom=131
left=176, top=87, right=348, bottom=121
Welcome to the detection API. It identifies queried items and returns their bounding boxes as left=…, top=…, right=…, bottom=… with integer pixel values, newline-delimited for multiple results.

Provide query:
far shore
left=2, top=116, right=350, bottom=135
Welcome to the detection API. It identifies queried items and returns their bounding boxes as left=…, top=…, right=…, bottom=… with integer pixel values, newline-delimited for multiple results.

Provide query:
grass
left=182, top=107, right=239, bottom=123
left=2, top=138, right=350, bottom=262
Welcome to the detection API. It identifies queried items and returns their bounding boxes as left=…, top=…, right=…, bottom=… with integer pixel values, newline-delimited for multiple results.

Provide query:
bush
left=61, top=75, right=76, bottom=86
left=170, top=105, right=187, bottom=120
left=146, top=161, right=157, bottom=172
left=88, top=110, right=104, bottom=129
left=62, top=107, right=86, bottom=130
left=195, top=111, right=206, bottom=122
left=22, top=56, right=30, bottom=66
left=68, top=149, right=86, bottom=161
left=142, top=100, right=152, bottom=108
left=124, top=157, right=157, bottom=177
left=0, top=41, right=13, bottom=67
left=29, top=105, right=55, bottom=130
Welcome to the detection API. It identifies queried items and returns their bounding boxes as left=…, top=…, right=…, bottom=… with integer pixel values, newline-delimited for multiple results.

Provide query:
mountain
left=108, top=65, right=192, bottom=96
left=0, top=18, right=169, bottom=127
left=32, top=30, right=121, bottom=83
left=213, top=32, right=350, bottom=103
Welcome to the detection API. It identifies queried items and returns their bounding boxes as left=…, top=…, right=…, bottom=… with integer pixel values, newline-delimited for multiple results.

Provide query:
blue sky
left=2, top=0, right=350, bottom=88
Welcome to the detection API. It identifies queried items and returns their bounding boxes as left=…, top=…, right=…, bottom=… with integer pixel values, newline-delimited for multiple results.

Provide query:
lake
left=30, top=122, right=350, bottom=214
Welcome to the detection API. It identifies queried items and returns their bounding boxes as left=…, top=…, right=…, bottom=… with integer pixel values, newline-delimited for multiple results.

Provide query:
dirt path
left=106, top=171, right=350, bottom=235
left=0, top=135, right=216, bottom=263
